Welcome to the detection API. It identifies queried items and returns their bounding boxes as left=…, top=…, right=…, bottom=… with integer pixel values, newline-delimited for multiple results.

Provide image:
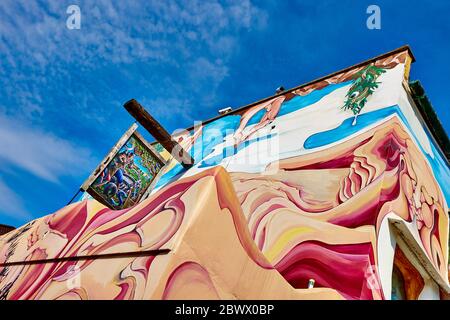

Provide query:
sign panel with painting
left=82, top=125, right=166, bottom=209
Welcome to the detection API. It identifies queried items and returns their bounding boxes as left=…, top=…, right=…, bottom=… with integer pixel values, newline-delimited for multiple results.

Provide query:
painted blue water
left=304, top=106, right=399, bottom=149
left=133, top=155, right=151, bottom=176
left=152, top=115, right=242, bottom=190
left=152, top=165, right=187, bottom=190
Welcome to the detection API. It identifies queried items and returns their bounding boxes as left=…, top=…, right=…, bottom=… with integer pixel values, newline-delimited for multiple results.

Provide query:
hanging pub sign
left=80, top=123, right=167, bottom=210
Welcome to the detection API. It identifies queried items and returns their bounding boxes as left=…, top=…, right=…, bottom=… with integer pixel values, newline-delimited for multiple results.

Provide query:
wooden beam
left=124, top=99, right=194, bottom=168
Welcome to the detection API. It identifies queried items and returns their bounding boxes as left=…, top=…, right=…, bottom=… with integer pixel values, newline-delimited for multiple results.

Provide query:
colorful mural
left=0, top=47, right=448, bottom=300
left=87, top=134, right=165, bottom=210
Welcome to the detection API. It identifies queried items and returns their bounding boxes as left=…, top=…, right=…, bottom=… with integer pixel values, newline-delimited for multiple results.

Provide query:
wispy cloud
left=0, top=113, right=97, bottom=183
left=0, top=0, right=268, bottom=223
left=0, top=0, right=268, bottom=126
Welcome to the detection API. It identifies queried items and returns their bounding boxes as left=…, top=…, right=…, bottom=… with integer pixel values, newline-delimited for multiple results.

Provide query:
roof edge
left=408, top=80, right=450, bottom=163
left=184, top=45, right=415, bottom=131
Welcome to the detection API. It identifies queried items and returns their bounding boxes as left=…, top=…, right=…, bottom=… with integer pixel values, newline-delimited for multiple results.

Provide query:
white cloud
left=0, top=113, right=97, bottom=183
left=0, top=0, right=268, bottom=124
left=0, top=0, right=268, bottom=223
left=0, top=0, right=267, bottom=68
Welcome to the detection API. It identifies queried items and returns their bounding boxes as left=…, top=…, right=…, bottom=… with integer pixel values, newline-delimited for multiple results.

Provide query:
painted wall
left=0, top=49, right=448, bottom=300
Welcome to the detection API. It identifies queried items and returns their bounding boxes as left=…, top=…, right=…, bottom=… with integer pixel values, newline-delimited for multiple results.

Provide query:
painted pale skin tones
left=233, top=95, right=286, bottom=147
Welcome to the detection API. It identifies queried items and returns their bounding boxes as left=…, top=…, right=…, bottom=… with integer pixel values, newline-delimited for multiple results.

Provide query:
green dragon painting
left=342, top=64, right=386, bottom=125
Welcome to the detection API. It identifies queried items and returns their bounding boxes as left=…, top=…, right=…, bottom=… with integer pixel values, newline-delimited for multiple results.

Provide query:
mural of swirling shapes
left=0, top=167, right=344, bottom=300
left=0, top=48, right=448, bottom=300
left=231, top=117, right=448, bottom=299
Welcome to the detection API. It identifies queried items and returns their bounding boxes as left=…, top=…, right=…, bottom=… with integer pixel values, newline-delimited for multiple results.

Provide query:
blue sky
left=0, top=0, right=449, bottom=227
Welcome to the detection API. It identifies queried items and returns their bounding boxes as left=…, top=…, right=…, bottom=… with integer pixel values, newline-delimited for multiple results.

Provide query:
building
left=0, top=225, right=14, bottom=236
left=0, top=46, right=448, bottom=300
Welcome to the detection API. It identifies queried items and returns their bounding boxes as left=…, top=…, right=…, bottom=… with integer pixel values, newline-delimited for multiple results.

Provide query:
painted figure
left=233, top=92, right=296, bottom=147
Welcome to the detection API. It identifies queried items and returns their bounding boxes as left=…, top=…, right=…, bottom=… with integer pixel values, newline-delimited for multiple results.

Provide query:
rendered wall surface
left=0, top=48, right=448, bottom=300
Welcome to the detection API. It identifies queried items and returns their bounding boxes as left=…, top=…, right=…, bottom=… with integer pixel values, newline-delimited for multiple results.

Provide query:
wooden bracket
left=124, top=99, right=194, bottom=168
